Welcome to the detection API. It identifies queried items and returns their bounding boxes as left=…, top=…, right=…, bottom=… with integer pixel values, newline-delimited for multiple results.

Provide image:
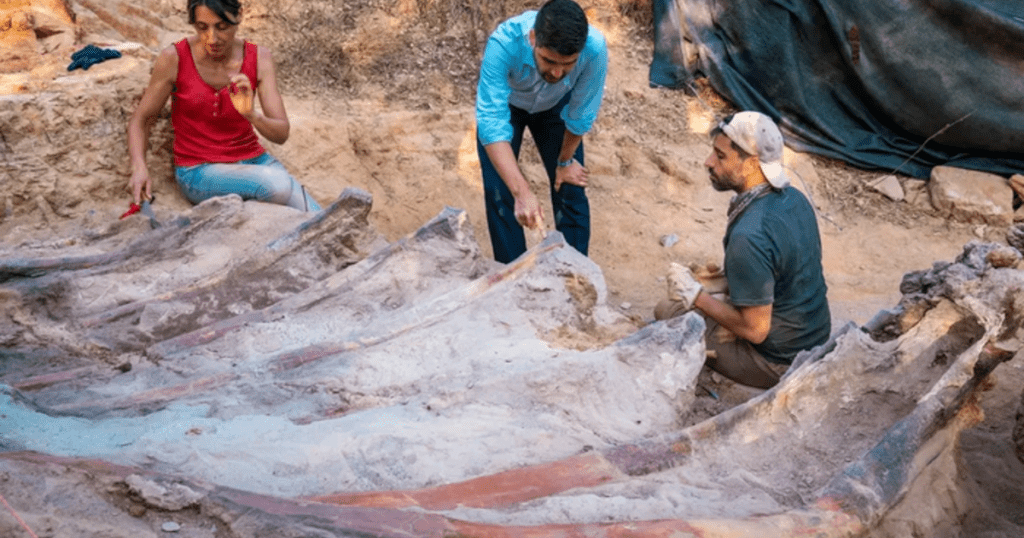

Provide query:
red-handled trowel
left=119, top=196, right=161, bottom=228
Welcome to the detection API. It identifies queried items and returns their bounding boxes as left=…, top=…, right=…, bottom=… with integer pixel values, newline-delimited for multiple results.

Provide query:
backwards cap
left=719, top=111, right=789, bottom=189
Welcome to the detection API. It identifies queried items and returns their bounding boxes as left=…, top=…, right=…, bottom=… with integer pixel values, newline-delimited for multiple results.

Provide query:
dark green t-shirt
left=724, top=186, right=831, bottom=364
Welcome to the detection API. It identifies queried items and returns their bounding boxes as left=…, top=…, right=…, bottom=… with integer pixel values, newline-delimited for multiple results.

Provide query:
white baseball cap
left=718, top=111, right=790, bottom=189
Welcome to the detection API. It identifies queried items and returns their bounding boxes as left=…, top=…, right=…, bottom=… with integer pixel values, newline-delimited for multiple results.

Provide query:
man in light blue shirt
left=476, top=0, right=608, bottom=263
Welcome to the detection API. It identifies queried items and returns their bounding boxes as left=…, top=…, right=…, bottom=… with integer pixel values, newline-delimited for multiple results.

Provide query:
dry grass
left=250, top=0, right=654, bottom=104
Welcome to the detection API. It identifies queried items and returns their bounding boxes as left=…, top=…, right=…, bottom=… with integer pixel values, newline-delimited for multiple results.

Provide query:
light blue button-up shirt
left=476, top=10, right=608, bottom=146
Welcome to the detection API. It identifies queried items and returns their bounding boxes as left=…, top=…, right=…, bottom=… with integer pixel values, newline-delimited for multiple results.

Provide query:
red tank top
left=171, top=39, right=265, bottom=166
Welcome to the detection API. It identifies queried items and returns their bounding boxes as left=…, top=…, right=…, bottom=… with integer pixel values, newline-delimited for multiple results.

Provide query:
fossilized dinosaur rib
left=0, top=217, right=191, bottom=282
left=149, top=204, right=485, bottom=359
left=299, top=249, right=1021, bottom=533
left=78, top=189, right=379, bottom=344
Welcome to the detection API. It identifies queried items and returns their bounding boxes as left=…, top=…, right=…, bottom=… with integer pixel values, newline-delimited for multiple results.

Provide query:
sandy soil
left=2, top=0, right=1023, bottom=535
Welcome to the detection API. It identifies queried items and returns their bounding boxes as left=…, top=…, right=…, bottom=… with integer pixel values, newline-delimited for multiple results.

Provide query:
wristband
left=557, top=158, right=575, bottom=168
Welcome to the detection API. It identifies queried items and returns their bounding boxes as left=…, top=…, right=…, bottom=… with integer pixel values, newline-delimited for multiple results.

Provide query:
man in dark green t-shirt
left=655, top=111, right=831, bottom=389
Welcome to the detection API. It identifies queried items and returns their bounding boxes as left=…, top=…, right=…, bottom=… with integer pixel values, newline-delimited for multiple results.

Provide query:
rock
left=659, top=234, right=679, bottom=248
left=1010, top=174, right=1024, bottom=200
left=161, top=521, right=181, bottom=532
left=1008, top=224, right=1024, bottom=252
left=869, top=175, right=905, bottom=201
left=125, top=475, right=203, bottom=511
left=986, top=246, right=1021, bottom=268
left=928, top=166, right=1013, bottom=226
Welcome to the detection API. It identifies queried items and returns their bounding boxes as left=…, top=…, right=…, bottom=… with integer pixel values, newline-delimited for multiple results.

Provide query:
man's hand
left=515, top=189, right=545, bottom=230
left=666, top=262, right=703, bottom=311
left=694, top=262, right=728, bottom=295
left=554, top=159, right=589, bottom=192
left=228, top=73, right=255, bottom=119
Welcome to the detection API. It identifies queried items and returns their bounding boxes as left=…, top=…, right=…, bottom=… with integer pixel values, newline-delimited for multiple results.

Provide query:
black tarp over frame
left=651, top=0, right=1024, bottom=179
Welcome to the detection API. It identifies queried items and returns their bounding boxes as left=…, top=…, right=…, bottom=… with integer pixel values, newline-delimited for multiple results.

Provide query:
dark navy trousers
left=477, top=95, right=590, bottom=264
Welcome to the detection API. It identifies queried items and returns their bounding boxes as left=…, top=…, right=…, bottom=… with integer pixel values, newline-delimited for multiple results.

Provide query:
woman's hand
left=228, top=73, right=255, bottom=119
left=128, top=167, right=153, bottom=205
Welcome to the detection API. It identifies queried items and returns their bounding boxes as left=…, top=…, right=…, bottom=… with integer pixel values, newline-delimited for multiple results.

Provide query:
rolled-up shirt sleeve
left=476, top=35, right=515, bottom=146
left=562, top=33, right=608, bottom=136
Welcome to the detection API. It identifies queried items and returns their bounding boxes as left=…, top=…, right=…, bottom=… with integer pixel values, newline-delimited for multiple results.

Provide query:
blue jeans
left=478, top=94, right=590, bottom=264
left=175, top=153, right=321, bottom=212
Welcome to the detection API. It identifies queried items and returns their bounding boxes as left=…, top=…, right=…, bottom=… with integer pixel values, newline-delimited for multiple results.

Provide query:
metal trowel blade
left=140, top=199, right=161, bottom=229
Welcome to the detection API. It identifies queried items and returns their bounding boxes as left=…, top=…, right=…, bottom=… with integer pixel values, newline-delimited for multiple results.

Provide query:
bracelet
left=557, top=158, right=575, bottom=168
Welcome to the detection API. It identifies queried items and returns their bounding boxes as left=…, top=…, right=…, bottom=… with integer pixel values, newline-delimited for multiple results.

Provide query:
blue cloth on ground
left=68, top=44, right=122, bottom=71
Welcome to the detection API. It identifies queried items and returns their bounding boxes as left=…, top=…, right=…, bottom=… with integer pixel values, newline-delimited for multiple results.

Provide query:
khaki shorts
left=655, top=299, right=787, bottom=389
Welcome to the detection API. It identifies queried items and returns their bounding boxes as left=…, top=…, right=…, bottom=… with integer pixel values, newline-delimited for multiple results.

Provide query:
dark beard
left=708, top=169, right=736, bottom=192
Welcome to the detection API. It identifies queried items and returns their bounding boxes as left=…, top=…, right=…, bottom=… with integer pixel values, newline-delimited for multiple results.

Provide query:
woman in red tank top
left=126, top=0, right=320, bottom=212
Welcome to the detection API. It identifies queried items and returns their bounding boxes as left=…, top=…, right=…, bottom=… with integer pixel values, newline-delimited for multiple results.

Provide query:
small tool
left=139, top=198, right=160, bottom=228
left=119, top=203, right=141, bottom=220
left=120, top=196, right=160, bottom=228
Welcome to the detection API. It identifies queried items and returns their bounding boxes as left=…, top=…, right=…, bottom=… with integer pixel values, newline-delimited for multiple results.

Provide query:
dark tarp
left=651, top=0, right=1024, bottom=179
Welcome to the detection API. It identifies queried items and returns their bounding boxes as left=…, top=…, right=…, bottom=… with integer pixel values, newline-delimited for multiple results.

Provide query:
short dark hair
left=534, top=0, right=588, bottom=56
left=188, top=0, right=241, bottom=25
left=710, top=114, right=753, bottom=159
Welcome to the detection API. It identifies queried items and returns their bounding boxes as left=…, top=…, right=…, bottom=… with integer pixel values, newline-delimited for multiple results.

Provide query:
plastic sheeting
left=651, top=0, right=1024, bottom=178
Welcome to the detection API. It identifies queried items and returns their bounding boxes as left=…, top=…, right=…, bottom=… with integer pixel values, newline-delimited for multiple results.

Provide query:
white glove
left=666, top=262, right=703, bottom=311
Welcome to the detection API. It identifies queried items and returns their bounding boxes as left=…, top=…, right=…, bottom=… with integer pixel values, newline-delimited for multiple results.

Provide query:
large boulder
left=929, top=166, right=1014, bottom=227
